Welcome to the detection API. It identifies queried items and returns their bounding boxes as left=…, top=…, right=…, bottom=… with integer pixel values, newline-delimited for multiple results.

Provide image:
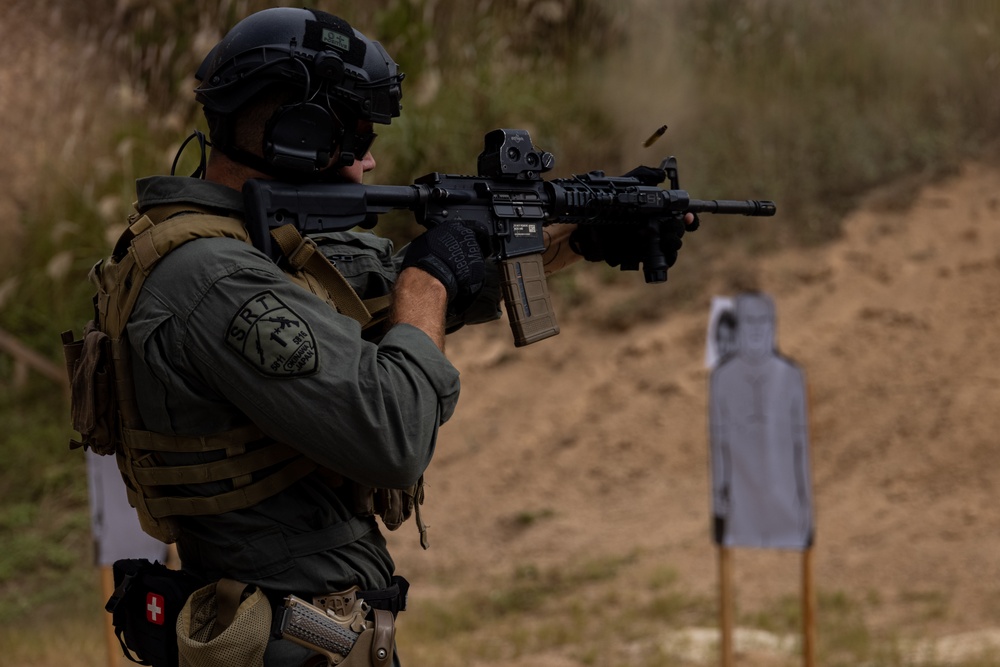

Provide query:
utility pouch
left=352, top=477, right=429, bottom=549
left=177, top=579, right=272, bottom=667
left=62, top=321, right=119, bottom=455
left=310, top=231, right=396, bottom=300
left=371, top=484, right=422, bottom=532
left=105, top=559, right=202, bottom=667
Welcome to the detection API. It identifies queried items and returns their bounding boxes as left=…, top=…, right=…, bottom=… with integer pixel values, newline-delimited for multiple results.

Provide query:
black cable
left=170, top=130, right=209, bottom=178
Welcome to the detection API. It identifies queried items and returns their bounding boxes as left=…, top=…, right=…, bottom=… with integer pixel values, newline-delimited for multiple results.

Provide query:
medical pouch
left=105, top=558, right=202, bottom=667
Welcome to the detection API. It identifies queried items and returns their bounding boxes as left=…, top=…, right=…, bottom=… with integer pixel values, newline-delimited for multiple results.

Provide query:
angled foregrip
left=499, top=254, right=560, bottom=346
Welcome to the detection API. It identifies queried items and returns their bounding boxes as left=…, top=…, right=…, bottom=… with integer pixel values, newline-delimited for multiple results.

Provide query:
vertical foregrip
left=499, top=254, right=560, bottom=346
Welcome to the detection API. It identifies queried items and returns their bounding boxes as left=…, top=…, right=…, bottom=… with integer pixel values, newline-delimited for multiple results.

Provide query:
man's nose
left=361, top=151, right=376, bottom=172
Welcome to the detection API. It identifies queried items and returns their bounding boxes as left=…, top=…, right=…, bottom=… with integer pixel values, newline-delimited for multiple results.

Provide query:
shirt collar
left=134, top=176, right=244, bottom=216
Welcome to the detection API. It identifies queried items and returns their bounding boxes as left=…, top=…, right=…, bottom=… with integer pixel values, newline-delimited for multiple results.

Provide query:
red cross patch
left=146, top=592, right=165, bottom=625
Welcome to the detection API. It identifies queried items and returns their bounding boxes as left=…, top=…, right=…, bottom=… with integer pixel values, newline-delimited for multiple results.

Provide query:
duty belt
left=343, top=575, right=409, bottom=617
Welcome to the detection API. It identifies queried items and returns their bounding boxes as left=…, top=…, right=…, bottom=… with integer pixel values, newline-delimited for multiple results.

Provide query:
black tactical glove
left=568, top=165, right=696, bottom=276
left=569, top=217, right=685, bottom=273
left=402, top=220, right=487, bottom=312
left=622, top=165, right=699, bottom=233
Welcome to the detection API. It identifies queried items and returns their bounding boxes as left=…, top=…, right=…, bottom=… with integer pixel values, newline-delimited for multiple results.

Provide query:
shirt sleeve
left=134, top=238, right=460, bottom=489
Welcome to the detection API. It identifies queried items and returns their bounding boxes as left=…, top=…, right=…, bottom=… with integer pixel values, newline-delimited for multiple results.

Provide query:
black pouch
left=105, top=559, right=203, bottom=667
left=311, top=231, right=396, bottom=299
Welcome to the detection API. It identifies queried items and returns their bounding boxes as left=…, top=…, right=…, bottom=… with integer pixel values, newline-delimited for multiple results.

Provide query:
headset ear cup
left=264, top=103, right=341, bottom=172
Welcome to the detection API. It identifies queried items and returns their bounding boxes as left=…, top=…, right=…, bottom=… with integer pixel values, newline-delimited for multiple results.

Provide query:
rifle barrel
left=687, top=199, right=776, bottom=216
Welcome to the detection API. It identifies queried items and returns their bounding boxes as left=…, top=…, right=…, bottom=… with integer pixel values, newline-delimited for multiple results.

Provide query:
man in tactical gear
left=73, top=7, right=690, bottom=666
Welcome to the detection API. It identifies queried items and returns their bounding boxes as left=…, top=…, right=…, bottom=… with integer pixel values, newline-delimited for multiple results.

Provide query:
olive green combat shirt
left=126, top=176, right=460, bottom=599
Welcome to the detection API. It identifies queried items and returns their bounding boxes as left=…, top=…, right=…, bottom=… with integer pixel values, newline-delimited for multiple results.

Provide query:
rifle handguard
left=499, top=254, right=560, bottom=346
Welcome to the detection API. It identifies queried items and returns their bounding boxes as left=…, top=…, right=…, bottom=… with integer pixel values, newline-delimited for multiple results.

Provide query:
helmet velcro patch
left=304, top=14, right=366, bottom=67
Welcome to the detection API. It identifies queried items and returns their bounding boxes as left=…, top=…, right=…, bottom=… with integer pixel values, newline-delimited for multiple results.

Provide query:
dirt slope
left=387, top=162, right=1000, bottom=645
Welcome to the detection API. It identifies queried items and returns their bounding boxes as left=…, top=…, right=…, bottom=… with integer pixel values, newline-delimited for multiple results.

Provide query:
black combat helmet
left=194, top=7, right=403, bottom=177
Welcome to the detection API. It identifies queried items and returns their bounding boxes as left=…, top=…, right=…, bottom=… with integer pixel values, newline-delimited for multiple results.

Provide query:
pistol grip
left=499, top=254, right=560, bottom=346
left=277, top=595, right=359, bottom=663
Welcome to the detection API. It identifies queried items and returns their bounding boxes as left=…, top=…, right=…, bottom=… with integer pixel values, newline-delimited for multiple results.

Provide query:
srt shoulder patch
left=226, top=291, right=319, bottom=377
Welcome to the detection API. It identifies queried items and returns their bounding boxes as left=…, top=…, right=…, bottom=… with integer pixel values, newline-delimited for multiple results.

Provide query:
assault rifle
left=244, top=128, right=775, bottom=346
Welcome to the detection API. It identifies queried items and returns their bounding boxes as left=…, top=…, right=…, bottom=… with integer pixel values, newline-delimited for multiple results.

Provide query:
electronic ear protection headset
left=264, top=101, right=340, bottom=173
left=262, top=49, right=377, bottom=173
